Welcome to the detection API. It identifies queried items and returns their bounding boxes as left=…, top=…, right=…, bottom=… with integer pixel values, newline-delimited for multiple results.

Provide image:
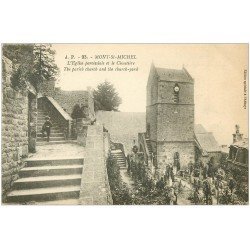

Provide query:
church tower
left=146, top=63, right=195, bottom=175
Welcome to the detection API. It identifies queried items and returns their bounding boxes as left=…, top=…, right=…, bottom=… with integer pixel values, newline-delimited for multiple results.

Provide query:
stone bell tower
left=146, top=63, right=195, bottom=175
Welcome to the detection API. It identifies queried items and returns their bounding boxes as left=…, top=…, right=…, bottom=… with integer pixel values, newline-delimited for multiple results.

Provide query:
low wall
left=157, top=141, right=195, bottom=176
left=78, top=124, right=113, bottom=205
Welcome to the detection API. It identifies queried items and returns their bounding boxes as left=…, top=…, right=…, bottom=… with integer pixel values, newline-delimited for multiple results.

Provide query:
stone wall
left=1, top=56, right=34, bottom=199
left=79, top=124, right=113, bottom=205
left=157, top=81, right=194, bottom=104
left=157, top=142, right=195, bottom=175
left=87, top=87, right=96, bottom=122
left=146, top=105, right=158, bottom=141
left=157, top=104, right=194, bottom=142
left=146, top=64, right=195, bottom=172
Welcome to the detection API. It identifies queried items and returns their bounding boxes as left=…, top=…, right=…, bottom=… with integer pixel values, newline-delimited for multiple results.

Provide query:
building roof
left=195, top=124, right=221, bottom=153
left=195, top=124, right=207, bottom=134
left=53, top=89, right=89, bottom=115
left=155, top=67, right=193, bottom=83
left=46, top=96, right=72, bottom=121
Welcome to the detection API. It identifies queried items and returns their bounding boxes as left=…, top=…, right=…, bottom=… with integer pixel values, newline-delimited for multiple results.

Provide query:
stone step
left=25, top=158, right=84, bottom=167
left=36, top=198, right=80, bottom=205
left=37, top=121, right=58, bottom=125
left=37, top=137, right=65, bottom=142
left=37, top=123, right=61, bottom=127
left=116, top=161, right=126, bottom=164
left=37, top=130, right=63, bottom=135
left=112, top=154, right=124, bottom=158
left=119, top=165, right=127, bottom=169
left=36, top=140, right=77, bottom=145
left=37, top=124, right=61, bottom=129
left=112, top=153, right=124, bottom=157
left=118, top=164, right=126, bottom=168
left=111, top=152, right=124, bottom=155
left=116, top=160, right=126, bottom=164
left=111, top=149, right=123, bottom=153
left=119, top=166, right=127, bottom=169
left=115, top=157, right=125, bottom=160
left=20, top=164, right=83, bottom=177
left=37, top=132, right=64, bottom=138
left=37, top=129, right=62, bottom=134
left=37, top=117, right=49, bottom=120
left=7, top=185, right=81, bottom=203
left=13, top=174, right=82, bottom=189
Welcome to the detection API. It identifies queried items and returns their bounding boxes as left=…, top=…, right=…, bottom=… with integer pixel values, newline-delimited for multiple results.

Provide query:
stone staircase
left=111, top=149, right=126, bottom=169
left=146, top=139, right=153, bottom=155
left=36, top=109, right=67, bottom=145
left=7, top=157, right=84, bottom=204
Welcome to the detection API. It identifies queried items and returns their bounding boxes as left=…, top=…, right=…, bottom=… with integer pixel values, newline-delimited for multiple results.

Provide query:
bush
left=106, top=156, right=132, bottom=205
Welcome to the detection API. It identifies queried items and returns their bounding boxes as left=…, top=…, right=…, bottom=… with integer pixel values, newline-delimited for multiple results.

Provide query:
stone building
left=146, top=63, right=195, bottom=174
left=53, top=88, right=89, bottom=115
left=39, top=80, right=95, bottom=121
left=194, top=124, right=222, bottom=164
left=228, top=125, right=248, bottom=168
left=2, top=56, right=37, bottom=199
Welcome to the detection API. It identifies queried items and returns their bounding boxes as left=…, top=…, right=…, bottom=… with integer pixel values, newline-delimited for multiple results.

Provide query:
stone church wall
left=157, top=104, right=194, bottom=142
left=158, top=81, right=194, bottom=104
left=157, top=142, right=195, bottom=174
left=146, top=105, right=158, bottom=141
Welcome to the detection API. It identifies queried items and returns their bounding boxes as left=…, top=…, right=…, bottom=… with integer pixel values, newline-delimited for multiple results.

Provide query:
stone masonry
left=146, top=63, right=195, bottom=175
left=79, top=124, right=112, bottom=205
left=2, top=56, right=37, bottom=200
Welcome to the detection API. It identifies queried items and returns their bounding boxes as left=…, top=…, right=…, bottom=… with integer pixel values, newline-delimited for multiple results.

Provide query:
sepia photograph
left=1, top=43, right=248, bottom=205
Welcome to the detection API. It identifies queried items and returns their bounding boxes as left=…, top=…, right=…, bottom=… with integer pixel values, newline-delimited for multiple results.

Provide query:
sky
left=53, top=44, right=248, bottom=146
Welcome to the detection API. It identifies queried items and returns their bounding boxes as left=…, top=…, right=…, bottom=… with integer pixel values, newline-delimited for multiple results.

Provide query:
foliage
left=31, top=44, right=59, bottom=89
left=93, top=81, right=122, bottom=111
left=2, top=44, right=58, bottom=91
left=106, top=156, right=132, bottom=205
left=225, top=164, right=248, bottom=203
left=71, top=104, right=85, bottom=119
left=127, top=154, right=174, bottom=205
left=219, top=154, right=248, bottom=204
left=3, top=44, right=34, bottom=89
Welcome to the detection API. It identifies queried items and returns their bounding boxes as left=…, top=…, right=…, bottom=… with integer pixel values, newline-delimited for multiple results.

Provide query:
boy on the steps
left=42, top=116, right=53, bottom=142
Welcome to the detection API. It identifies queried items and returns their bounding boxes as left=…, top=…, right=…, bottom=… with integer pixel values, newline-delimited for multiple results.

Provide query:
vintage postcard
left=1, top=43, right=248, bottom=205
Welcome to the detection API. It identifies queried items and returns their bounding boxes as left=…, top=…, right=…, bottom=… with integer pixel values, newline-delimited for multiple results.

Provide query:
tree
left=31, top=44, right=59, bottom=90
left=93, top=81, right=122, bottom=111
left=3, top=44, right=34, bottom=89
left=2, top=43, right=59, bottom=91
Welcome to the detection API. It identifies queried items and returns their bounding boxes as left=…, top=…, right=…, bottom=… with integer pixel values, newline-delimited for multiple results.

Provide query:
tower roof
left=155, top=67, right=193, bottom=83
